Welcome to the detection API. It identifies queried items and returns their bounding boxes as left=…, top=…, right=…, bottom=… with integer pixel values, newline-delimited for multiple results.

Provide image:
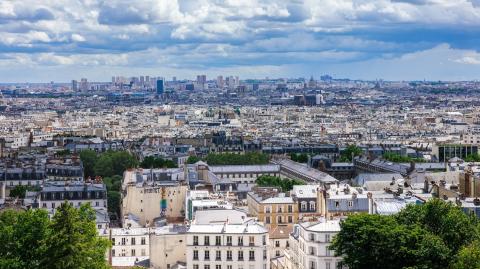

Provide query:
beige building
left=150, top=225, right=188, bottom=269
left=122, top=169, right=188, bottom=226
left=247, top=187, right=299, bottom=229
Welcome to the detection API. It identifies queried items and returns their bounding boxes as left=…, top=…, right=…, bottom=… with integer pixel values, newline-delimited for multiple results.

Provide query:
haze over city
left=1, top=0, right=480, bottom=82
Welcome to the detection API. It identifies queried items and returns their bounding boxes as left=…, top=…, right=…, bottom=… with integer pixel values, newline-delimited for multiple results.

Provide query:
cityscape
left=1, top=1, right=480, bottom=269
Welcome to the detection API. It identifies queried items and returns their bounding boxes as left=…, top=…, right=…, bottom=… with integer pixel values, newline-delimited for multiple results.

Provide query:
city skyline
left=1, top=0, right=480, bottom=82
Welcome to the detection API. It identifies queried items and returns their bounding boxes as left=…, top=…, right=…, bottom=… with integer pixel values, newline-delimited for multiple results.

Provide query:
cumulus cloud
left=0, top=0, right=480, bottom=81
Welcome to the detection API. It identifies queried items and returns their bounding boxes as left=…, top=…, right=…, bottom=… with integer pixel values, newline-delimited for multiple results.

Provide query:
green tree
left=290, top=153, right=309, bottom=163
left=453, top=240, right=480, bottom=269
left=465, top=153, right=480, bottom=162
left=256, top=175, right=305, bottom=192
left=0, top=209, right=50, bottom=269
left=330, top=199, right=479, bottom=269
left=110, top=151, right=138, bottom=176
left=187, top=156, right=202, bottom=164
left=9, top=185, right=29, bottom=198
left=140, top=156, right=178, bottom=168
left=94, top=154, right=114, bottom=177
left=339, top=145, right=363, bottom=162
left=41, top=203, right=110, bottom=269
left=107, top=191, right=121, bottom=217
left=79, top=149, right=98, bottom=179
left=205, top=152, right=269, bottom=165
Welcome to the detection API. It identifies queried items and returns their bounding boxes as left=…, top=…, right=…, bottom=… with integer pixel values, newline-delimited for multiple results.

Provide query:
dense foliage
left=256, top=175, right=305, bottom=192
left=0, top=203, right=110, bottom=269
left=383, top=152, right=426, bottom=163
left=289, top=153, right=309, bottom=163
left=330, top=199, right=480, bottom=269
left=80, top=150, right=138, bottom=218
left=186, top=155, right=202, bottom=164
left=204, top=152, right=270, bottom=165
left=338, top=145, right=363, bottom=162
left=140, top=156, right=177, bottom=168
left=9, top=185, right=39, bottom=199
left=465, top=153, right=480, bottom=162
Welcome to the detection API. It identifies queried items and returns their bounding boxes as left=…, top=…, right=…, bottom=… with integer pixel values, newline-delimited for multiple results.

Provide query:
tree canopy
left=330, top=199, right=480, bottom=269
left=140, top=156, right=178, bottom=168
left=383, top=152, right=426, bottom=163
left=339, top=145, right=363, bottom=162
left=256, top=175, right=305, bottom=192
left=204, top=152, right=269, bottom=165
left=0, top=203, right=110, bottom=269
left=186, top=155, right=202, bottom=164
left=289, top=153, right=309, bottom=163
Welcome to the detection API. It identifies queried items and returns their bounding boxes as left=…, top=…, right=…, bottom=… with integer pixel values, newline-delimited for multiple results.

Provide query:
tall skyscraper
left=71, top=80, right=78, bottom=91
left=196, top=75, right=206, bottom=85
left=156, top=79, right=164, bottom=95
left=80, top=78, right=88, bottom=91
left=216, top=76, right=224, bottom=88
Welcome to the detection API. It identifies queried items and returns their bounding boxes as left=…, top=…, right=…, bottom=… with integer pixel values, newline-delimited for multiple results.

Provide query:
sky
left=1, top=0, right=480, bottom=82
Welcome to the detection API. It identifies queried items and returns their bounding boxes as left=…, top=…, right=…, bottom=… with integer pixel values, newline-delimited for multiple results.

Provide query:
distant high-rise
left=71, top=80, right=78, bottom=91
left=140, top=76, right=145, bottom=86
left=196, top=75, right=206, bottom=85
left=156, top=79, right=164, bottom=95
left=80, top=78, right=88, bottom=91
left=172, top=76, right=177, bottom=82
left=216, top=76, right=224, bottom=88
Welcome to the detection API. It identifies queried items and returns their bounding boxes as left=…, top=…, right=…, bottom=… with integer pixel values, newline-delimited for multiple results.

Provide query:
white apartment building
left=109, top=227, right=150, bottom=267
left=289, top=220, right=343, bottom=269
left=186, top=209, right=270, bottom=269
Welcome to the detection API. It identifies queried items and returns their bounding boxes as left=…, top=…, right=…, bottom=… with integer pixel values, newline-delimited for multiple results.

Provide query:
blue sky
left=1, top=0, right=480, bottom=82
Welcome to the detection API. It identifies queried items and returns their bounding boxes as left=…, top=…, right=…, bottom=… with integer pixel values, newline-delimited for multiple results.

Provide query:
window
left=227, top=250, right=232, bottom=261
left=204, top=266, right=210, bottom=269
left=227, top=266, right=232, bottom=269
left=326, top=262, right=331, bottom=269
left=193, top=265, right=199, bottom=269
left=216, top=250, right=221, bottom=261
left=335, top=201, right=340, bottom=208
left=249, top=236, right=255, bottom=246
left=204, top=236, right=210, bottom=246
left=215, top=265, right=221, bottom=269
left=309, top=246, right=315, bottom=255
left=131, top=249, right=136, bottom=256
left=112, top=249, right=115, bottom=256
left=265, top=216, right=270, bottom=224
left=112, top=238, right=116, bottom=245
left=301, top=201, right=307, bottom=211
left=141, top=249, right=146, bottom=256
left=325, top=234, right=331, bottom=242
left=193, top=236, right=199, bottom=246
left=204, top=250, right=210, bottom=260
left=238, top=251, right=244, bottom=261
left=238, top=236, right=243, bottom=246
left=288, top=205, right=293, bottom=213
left=265, top=206, right=271, bottom=213
left=141, top=237, right=146, bottom=245
left=309, top=233, right=315, bottom=241
left=227, top=236, right=232, bottom=246
left=275, top=241, right=280, bottom=247
left=262, top=235, right=266, bottom=246
left=193, top=250, right=199, bottom=260
left=216, top=236, right=221, bottom=246
left=309, top=201, right=316, bottom=211
left=309, top=261, right=316, bottom=269
left=263, top=249, right=267, bottom=259
left=348, top=201, right=353, bottom=207
left=288, top=215, right=293, bottom=223
left=277, top=216, right=283, bottom=224
left=275, top=250, right=280, bottom=257
left=249, top=250, right=255, bottom=261
left=131, top=238, right=136, bottom=245
left=286, top=241, right=289, bottom=248
left=326, top=247, right=331, bottom=257
left=121, top=238, right=126, bottom=245
left=277, top=205, right=283, bottom=213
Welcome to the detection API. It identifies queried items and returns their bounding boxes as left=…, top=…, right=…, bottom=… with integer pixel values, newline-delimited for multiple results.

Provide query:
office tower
left=80, top=78, right=88, bottom=91
left=172, top=76, right=177, bottom=82
left=140, top=76, right=145, bottom=86
left=185, top=83, right=194, bottom=91
left=71, top=80, right=78, bottom=91
left=216, top=76, right=224, bottom=88
left=111, top=76, right=115, bottom=84
left=196, top=75, right=206, bottom=85
left=156, top=79, right=164, bottom=95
